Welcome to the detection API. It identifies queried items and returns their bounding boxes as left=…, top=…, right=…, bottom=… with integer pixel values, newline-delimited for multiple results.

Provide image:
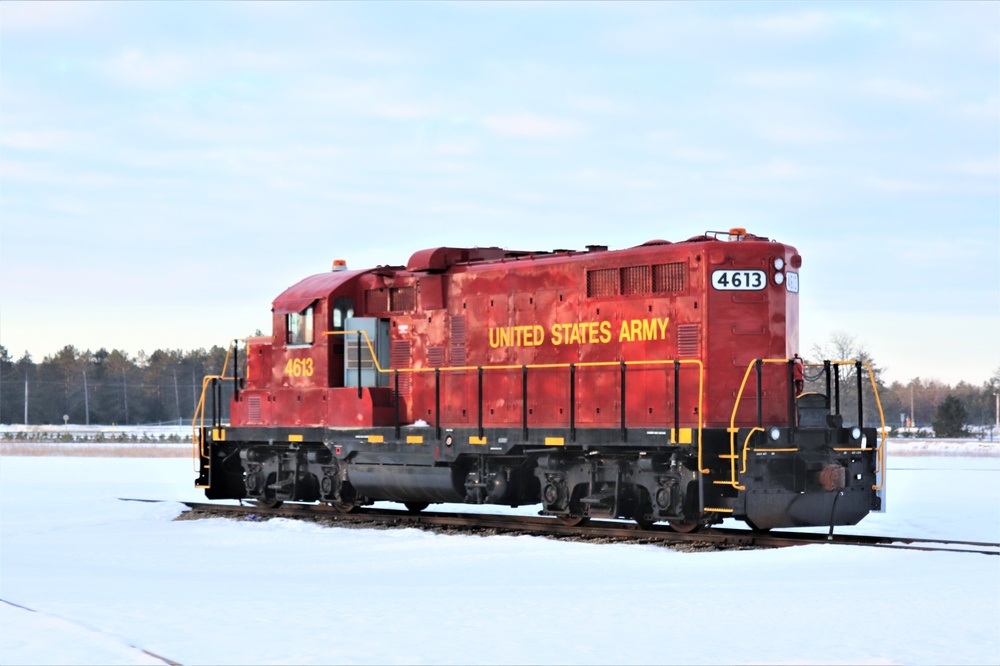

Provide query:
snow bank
left=887, top=437, right=1000, bottom=457
left=0, top=424, right=189, bottom=443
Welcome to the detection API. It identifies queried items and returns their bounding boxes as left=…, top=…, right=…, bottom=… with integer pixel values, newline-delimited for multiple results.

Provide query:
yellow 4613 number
left=284, top=358, right=314, bottom=378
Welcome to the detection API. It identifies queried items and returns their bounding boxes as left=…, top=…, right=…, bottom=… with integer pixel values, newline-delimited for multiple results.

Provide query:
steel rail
left=155, top=500, right=1000, bottom=556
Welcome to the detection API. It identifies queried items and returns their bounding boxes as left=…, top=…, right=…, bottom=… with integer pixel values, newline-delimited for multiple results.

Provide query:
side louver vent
left=677, top=324, right=700, bottom=357
left=390, top=340, right=411, bottom=396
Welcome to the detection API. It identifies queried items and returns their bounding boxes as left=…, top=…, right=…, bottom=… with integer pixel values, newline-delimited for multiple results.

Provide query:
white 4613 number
left=711, top=269, right=766, bottom=291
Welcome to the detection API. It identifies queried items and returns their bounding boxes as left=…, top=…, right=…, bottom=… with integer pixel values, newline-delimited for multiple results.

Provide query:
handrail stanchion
left=787, top=360, right=795, bottom=428
left=834, top=363, right=841, bottom=417
left=434, top=368, right=441, bottom=440
left=570, top=363, right=576, bottom=443
left=674, top=360, right=681, bottom=442
left=856, top=360, right=864, bottom=429
left=755, top=358, right=763, bottom=429
left=356, top=332, right=363, bottom=399
left=477, top=366, right=484, bottom=439
left=394, top=369, right=401, bottom=440
left=212, top=378, right=220, bottom=431
left=620, top=361, right=627, bottom=442
left=824, top=360, right=832, bottom=413
left=232, top=340, right=240, bottom=403
left=521, top=365, right=528, bottom=441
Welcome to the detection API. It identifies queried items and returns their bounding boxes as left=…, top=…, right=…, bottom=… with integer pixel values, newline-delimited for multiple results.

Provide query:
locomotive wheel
left=404, top=502, right=429, bottom=513
left=326, top=501, right=358, bottom=514
left=557, top=515, right=589, bottom=527
left=253, top=499, right=283, bottom=509
left=668, top=520, right=699, bottom=533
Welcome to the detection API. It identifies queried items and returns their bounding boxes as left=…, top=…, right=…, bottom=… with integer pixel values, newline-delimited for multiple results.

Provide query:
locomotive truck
left=194, top=228, right=886, bottom=531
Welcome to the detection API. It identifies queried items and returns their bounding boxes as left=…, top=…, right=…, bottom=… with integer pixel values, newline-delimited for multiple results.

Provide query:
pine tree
left=933, top=395, right=967, bottom=438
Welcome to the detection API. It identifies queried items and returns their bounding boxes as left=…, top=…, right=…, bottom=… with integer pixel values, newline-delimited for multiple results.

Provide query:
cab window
left=332, top=297, right=354, bottom=331
left=286, top=306, right=314, bottom=346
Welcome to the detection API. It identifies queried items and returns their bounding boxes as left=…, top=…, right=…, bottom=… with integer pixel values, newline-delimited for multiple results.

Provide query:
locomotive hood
left=272, top=269, right=366, bottom=314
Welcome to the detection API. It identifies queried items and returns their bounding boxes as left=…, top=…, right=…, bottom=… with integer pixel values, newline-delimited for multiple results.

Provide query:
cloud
left=951, top=157, right=1000, bottom=178
left=566, top=95, right=632, bottom=115
left=755, top=123, right=846, bottom=145
left=0, top=130, right=92, bottom=151
left=862, top=177, right=939, bottom=195
left=739, top=11, right=836, bottom=38
left=861, top=78, right=939, bottom=102
left=957, top=95, right=1000, bottom=121
left=669, top=147, right=732, bottom=163
left=372, top=103, right=439, bottom=120
left=0, top=1, right=109, bottom=34
left=101, top=47, right=292, bottom=92
left=482, top=113, right=586, bottom=139
left=104, top=49, right=206, bottom=90
left=736, top=69, right=822, bottom=89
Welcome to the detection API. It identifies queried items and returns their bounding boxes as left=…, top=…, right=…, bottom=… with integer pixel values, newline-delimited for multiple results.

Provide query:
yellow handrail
left=191, top=341, right=239, bottom=466
left=327, top=329, right=704, bottom=462
left=724, top=358, right=888, bottom=491
left=192, top=331, right=706, bottom=482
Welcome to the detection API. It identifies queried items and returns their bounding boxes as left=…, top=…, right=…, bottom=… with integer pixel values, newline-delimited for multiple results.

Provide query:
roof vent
left=586, top=244, right=608, bottom=253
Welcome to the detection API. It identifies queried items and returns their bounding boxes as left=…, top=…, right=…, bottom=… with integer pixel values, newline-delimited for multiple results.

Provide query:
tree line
left=1, top=337, right=997, bottom=436
left=0, top=344, right=234, bottom=426
left=807, top=333, right=999, bottom=437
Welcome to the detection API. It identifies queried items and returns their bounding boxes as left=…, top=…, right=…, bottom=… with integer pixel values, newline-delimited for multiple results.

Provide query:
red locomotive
left=195, top=229, right=886, bottom=530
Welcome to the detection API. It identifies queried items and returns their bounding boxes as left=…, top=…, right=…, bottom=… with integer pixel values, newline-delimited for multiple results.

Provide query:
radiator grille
left=589, top=263, right=683, bottom=297
left=587, top=268, right=618, bottom=297
left=653, top=262, right=686, bottom=293
left=620, top=265, right=651, bottom=296
left=390, top=286, right=415, bottom=312
left=364, top=288, right=389, bottom=314
left=365, top=287, right=415, bottom=313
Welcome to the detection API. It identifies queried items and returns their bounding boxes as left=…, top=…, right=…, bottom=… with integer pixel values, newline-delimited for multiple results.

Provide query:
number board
left=711, top=269, right=766, bottom=291
left=786, top=272, right=799, bottom=293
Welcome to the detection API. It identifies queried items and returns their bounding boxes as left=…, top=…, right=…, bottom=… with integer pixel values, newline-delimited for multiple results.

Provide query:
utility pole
left=82, top=371, right=90, bottom=426
left=24, top=379, right=28, bottom=425
left=173, top=371, right=182, bottom=425
left=122, top=369, right=129, bottom=425
left=910, top=384, right=915, bottom=427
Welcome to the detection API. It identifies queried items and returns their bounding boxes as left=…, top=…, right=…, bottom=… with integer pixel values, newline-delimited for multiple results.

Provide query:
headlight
left=774, top=257, right=784, bottom=270
left=774, top=272, right=785, bottom=285
left=851, top=427, right=861, bottom=440
left=769, top=427, right=781, bottom=441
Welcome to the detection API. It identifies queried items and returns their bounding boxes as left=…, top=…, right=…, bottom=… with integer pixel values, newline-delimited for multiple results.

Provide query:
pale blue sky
left=1, top=1, right=997, bottom=384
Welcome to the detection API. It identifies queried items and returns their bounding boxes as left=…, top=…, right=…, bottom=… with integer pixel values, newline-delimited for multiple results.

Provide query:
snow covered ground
left=1, top=449, right=998, bottom=665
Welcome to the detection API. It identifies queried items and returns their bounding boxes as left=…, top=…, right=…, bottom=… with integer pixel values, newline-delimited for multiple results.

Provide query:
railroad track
left=134, top=499, right=1000, bottom=556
